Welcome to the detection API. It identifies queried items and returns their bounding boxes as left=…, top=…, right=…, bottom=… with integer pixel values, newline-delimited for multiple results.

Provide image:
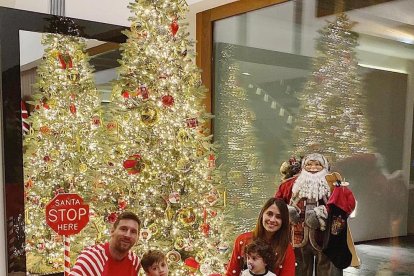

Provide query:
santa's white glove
left=305, top=205, right=328, bottom=230
left=288, top=205, right=300, bottom=224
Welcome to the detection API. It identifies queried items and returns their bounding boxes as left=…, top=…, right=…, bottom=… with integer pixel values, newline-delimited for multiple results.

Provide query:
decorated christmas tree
left=96, top=0, right=229, bottom=274
left=23, top=28, right=106, bottom=273
left=292, top=13, right=373, bottom=161
left=214, top=45, right=268, bottom=235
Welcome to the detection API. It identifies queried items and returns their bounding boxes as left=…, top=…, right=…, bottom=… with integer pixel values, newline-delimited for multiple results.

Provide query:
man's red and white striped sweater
left=70, top=242, right=140, bottom=276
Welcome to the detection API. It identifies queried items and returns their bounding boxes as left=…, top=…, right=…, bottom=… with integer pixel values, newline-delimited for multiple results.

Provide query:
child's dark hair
left=245, top=239, right=275, bottom=268
left=141, top=250, right=166, bottom=272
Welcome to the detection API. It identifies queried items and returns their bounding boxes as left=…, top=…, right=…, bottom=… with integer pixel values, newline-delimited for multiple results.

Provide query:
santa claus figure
left=275, top=153, right=355, bottom=276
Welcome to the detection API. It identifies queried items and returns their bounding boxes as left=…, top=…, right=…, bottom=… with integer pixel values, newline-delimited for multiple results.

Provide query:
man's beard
left=292, top=169, right=331, bottom=201
left=114, top=238, right=133, bottom=254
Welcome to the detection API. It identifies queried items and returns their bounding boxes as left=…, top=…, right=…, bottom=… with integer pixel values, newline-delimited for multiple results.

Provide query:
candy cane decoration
left=7, top=216, right=16, bottom=271
left=21, top=100, right=30, bottom=134
left=64, top=235, right=70, bottom=275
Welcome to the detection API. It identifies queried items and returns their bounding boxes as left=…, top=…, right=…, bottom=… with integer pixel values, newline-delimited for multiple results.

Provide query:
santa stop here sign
left=46, top=193, right=89, bottom=236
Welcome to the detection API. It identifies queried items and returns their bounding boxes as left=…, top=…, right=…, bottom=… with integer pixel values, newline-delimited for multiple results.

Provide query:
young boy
left=141, top=250, right=169, bottom=276
left=241, top=239, right=276, bottom=276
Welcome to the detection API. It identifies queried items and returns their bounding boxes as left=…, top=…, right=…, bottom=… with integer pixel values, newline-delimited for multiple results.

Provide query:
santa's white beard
left=292, top=169, right=331, bottom=201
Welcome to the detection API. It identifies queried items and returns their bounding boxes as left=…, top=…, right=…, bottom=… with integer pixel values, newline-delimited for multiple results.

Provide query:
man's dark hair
left=245, top=239, right=275, bottom=268
left=141, top=250, right=166, bottom=272
left=113, top=211, right=141, bottom=229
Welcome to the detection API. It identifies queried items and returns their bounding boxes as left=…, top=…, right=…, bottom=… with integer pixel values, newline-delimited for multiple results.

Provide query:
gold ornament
left=46, top=99, right=57, bottom=108
left=140, top=104, right=159, bottom=126
left=106, top=121, right=118, bottom=133
left=40, top=126, right=50, bottom=135
left=50, top=50, right=60, bottom=59
left=196, top=142, right=207, bottom=157
left=166, top=250, right=181, bottom=263
left=195, top=251, right=206, bottom=263
left=50, top=149, right=59, bottom=158
left=165, top=205, right=174, bottom=221
left=68, top=70, right=80, bottom=82
left=148, top=223, right=158, bottom=236
left=176, top=128, right=190, bottom=142
left=177, top=158, right=191, bottom=173
left=73, top=50, right=84, bottom=61
left=177, top=207, right=196, bottom=225
left=139, top=228, right=152, bottom=241
left=79, top=163, right=87, bottom=173
left=205, top=189, right=220, bottom=206
left=174, top=237, right=185, bottom=250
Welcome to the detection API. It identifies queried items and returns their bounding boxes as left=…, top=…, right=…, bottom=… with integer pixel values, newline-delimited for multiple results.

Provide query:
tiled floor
left=344, top=235, right=414, bottom=276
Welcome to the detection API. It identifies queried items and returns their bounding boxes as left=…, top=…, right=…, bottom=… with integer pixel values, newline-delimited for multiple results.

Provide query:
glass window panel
left=213, top=0, right=414, bottom=274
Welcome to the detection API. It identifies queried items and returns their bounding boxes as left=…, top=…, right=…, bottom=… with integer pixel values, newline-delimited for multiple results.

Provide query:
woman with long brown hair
left=226, top=198, right=295, bottom=276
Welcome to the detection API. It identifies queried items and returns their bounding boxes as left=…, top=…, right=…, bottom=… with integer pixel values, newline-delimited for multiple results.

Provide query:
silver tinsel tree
left=292, top=13, right=374, bottom=161
left=215, top=45, right=269, bottom=235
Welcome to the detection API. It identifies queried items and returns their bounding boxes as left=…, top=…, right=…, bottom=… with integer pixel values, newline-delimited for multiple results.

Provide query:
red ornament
left=201, top=223, right=210, bottom=236
left=118, top=199, right=127, bottom=210
left=184, top=257, right=200, bottom=272
left=106, top=122, right=118, bottom=133
left=208, top=154, right=215, bottom=168
left=138, top=85, right=149, bottom=100
left=123, top=154, right=144, bottom=174
left=43, top=155, right=51, bottom=162
left=122, top=90, right=131, bottom=98
left=25, top=178, right=33, bottom=189
left=170, top=19, right=179, bottom=36
left=70, top=104, right=76, bottom=114
left=92, top=115, right=101, bottom=126
left=39, top=99, right=50, bottom=110
left=201, top=207, right=209, bottom=236
left=107, top=212, right=118, bottom=224
left=58, top=52, right=73, bottom=69
left=161, top=95, right=174, bottom=107
left=186, top=118, right=198, bottom=128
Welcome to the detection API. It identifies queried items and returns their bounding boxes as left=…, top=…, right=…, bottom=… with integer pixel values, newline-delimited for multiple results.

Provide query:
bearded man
left=70, top=211, right=141, bottom=276
left=275, top=153, right=343, bottom=276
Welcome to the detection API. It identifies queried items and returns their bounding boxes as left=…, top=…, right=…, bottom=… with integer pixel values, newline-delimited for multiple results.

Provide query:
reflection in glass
left=213, top=1, right=414, bottom=274
left=214, top=44, right=269, bottom=236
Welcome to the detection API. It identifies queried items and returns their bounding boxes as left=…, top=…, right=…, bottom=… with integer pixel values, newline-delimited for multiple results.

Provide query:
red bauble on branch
left=170, top=19, right=179, bottom=36
left=70, top=103, right=77, bottom=114
left=161, top=95, right=174, bottom=107
left=138, top=85, right=149, bottom=100
left=123, top=154, right=144, bottom=174
left=184, top=257, right=200, bottom=273
left=122, top=90, right=131, bottom=99
left=118, top=198, right=127, bottom=210
left=107, top=212, right=118, bottom=224
left=186, top=118, right=198, bottom=128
